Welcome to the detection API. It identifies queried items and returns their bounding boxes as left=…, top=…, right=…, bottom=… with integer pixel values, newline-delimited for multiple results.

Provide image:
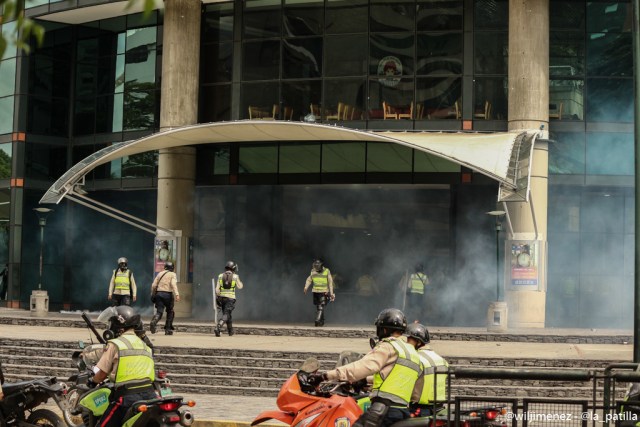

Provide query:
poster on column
left=155, top=238, right=176, bottom=275
left=509, top=241, right=539, bottom=289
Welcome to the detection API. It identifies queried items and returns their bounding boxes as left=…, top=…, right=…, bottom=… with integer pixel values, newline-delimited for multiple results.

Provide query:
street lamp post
left=495, top=218, right=502, bottom=301
left=32, top=207, right=52, bottom=316
left=487, top=210, right=508, bottom=331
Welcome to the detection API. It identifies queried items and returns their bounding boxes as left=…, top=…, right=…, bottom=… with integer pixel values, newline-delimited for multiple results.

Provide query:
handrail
left=452, top=367, right=593, bottom=381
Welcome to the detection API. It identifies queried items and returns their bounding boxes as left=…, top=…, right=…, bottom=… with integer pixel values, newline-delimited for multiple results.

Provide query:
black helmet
left=164, top=261, right=174, bottom=271
left=118, top=257, right=128, bottom=268
left=98, top=306, right=141, bottom=339
left=415, top=263, right=424, bottom=273
left=312, top=258, right=324, bottom=272
left=406, top=323, right=430, bottom=347
left=374, top=308, right=407, bottom=339
left=225, top=261, right=237, bottom=272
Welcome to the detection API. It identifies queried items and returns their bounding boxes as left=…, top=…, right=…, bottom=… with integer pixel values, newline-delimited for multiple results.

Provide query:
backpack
left=222, top=271, right=233, bottom=289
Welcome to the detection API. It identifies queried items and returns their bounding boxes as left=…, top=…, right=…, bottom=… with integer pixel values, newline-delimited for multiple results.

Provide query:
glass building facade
left=0, top=0, right=634, bottom=327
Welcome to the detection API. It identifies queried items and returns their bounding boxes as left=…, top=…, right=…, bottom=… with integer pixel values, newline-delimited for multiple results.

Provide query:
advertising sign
left=154, top=238, right=176, bottom=275
left=509, top=241, right=539, bottom=287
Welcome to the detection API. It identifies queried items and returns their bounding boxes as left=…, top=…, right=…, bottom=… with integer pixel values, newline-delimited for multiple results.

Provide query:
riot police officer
left=303, top=258, right=335, bottom=327
left=108, top=257, right=137, bottom=306
left=150, top=261, right=180, bottom=335
left=214, top=261, right=244, bottom=337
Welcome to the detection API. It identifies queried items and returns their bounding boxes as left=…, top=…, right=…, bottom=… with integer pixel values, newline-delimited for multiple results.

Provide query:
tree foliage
left=0, top=0, right=45, bottom=59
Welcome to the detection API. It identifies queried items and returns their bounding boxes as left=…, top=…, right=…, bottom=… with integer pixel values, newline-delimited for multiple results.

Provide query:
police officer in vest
left=108, top=257, right=137, bottom=306
left=89, top=306, right=156, bottom=427
left=405, top=323, right=449, bottom=417
left=150, top=261, right=180, bottom=335
left=214, top=261, right=244, bottom=337
left=406, top=263, right=429, bottom=322
left=303, top=258, right=335, bottom=327
left=308, top=308, right=423, bottom=427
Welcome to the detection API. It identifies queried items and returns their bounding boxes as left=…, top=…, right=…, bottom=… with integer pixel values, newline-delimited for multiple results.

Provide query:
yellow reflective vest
left=417, top=349, right=449, bottom=404
left=371, top=337, right=422, bottom=406
left=311, top=268, right=330, bottom=293
left=111, top=334, right=155, bottom=387
left=409, top=273, right=429, bottom=295
left=218, top=273, right=238, bottom=299
left=114, top=270, right=132, bottom=293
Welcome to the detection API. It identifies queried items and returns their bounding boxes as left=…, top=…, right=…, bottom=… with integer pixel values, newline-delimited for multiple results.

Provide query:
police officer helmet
left=312, top=258, right=324, bottom=272
left=406, top=322, right=430, bottom=347
left=415, top=263, right=424, bottom=273
left=108, top=306, right=141, bottom=336
left=225, top=261, right=237, bottom=272
left=118, top=257, right=128, bottom=267
left=164, top=261, right=174, bottom=271
left=374, top=308, right=407, bottom=339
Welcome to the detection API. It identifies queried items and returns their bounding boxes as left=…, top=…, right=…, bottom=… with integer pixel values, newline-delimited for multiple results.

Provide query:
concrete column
left=505, top=0, right=549, bottom=328
left=158, top=0, right=201, bottom=317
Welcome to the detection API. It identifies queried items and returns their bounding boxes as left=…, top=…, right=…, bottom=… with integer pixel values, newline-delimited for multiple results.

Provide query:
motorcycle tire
left=62, top=386, right=84, bottom=427
left=26, top=409, right=65, bottom=427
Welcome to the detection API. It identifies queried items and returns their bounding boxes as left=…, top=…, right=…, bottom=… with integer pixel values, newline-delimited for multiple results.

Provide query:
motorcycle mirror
left=299, top=357, right=320, bottom=373
left=78, top=340, right=85, bottom=349
left=369, top=337, right=379, bottom=349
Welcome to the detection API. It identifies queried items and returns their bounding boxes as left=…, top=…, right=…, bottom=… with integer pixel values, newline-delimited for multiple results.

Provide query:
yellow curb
left=194, top=421, right=285, bottom=427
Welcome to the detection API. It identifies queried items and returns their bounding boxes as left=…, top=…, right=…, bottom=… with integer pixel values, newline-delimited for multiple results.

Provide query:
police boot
left=214, top=320, right=223, bottom=337
left=315, top=307, right=324, bottom=327
left=150, top=314, right=161, bottom=334
left=227, top=320, right=234, bottom=336
left=165, top=311, right=175, bottom=335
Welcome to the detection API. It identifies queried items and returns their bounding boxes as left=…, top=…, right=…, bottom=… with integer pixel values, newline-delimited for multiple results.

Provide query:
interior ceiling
left=40, top=121, right=537, bottom=205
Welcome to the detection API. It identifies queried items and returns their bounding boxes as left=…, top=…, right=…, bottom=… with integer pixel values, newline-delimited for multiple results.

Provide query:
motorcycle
left=0, top=361, right=68, bottom=427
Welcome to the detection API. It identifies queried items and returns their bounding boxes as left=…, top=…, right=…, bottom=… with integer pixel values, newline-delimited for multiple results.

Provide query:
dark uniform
left=150, top=261, right=180, bottom=335
left=214, top=261, right=244, bottom=337
left=303, top=259, right=335, bottom=327
left=108, top=257, right=137, bottom=306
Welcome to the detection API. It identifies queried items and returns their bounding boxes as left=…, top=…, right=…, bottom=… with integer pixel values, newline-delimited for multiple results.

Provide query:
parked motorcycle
left=0, top=361, right=67, bottom=427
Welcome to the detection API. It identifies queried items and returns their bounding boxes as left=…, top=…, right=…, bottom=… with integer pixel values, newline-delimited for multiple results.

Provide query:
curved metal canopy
left=40, top=121, right=538, bottom=206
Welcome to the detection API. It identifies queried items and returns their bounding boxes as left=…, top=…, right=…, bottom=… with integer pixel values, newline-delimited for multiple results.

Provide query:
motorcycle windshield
left=97, top=306, right=118, bottom=324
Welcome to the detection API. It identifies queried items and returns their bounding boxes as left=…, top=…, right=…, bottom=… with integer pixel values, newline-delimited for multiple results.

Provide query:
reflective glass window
left=239, top=144, right=278, bottom=173
left=77, top=38, right=99, bottom=63
left=243, top=40, right=280, bottom=80
left=282, top=80, right=321, bottom=121
left=279, top=143, right=321, bottom=173
left=414, top=151, right=460, bottom=172
left=416, top=76, right=461, bottom=120
left=370, top=2, right=416, bottom=33
left=114, top=54, right=125, bottom=93
left=28, top=96, right=69, bottom=136
left=213, top=146, right=231, bottom=175
left=200, top=84, right=232, bottom=122
left=74, top=98, right=95, bottom=135
left=326, top=0, right=368, bottom=34
left=367, top=142, right=412, bottom=172
left=550, top=79, right=584, bottom=120
left=97, top=55, right=116, bottom=95
left=124, top=28, right=157, bottom=85
left=323, top=79, right=365, bottom=121
left=202, top=42, right=233, bottom=83
left=25, top=143, right=67, bottom=180
left=586, top=132, right=633, bottom=175
left=96, top=95, right=115, bottom=133
left=370, top=33, right=415, bottom=76
left=244, top=0, right=282, bottom=39
left=203, top=2, right=234, bottom=42
left=416, top=33, right=462, bottom=75
left=101, top=16, right=127, bottom=34
left=417, top=0, right=463, bottom=31
left=284, top=0, right=323, bottom=37
left=368, top=78, right=414, bottom=120
left=123, top=90, right=156, bottom=130
left=586, top=77, right=633, bottom=122
left=76, top=64, right=97, bottom=98
left=113, top=93, right=124, bottom=132
left=548, top=132, right=585, bottom=174
left=1, top=22, right=17, bottom=59
left=242, top=82, right=279, bottom=119
left=473, top=77, right=507, bottom=120
left=0, top=59, right=16, bottom=97
left=127, top=12, right=158, bottom=29
left=325, top=34, right=367, bottom=77
left=550, top=1, right=585, bottom=30
left=550, top=32, right=585, bottom=77
left=122, top=152, right=156, bottom=178
left=0, top=97, right=13, bottom=134
left=586, top=2, right=632, bottom=33
left=474, top=0, right=508, bottom=29
left=586, top=32, right=632, bottom=76
left=25, top=0, right=48, bottom=7
left=283, top=37, right=323, bottom=79
left=322, top=142, right=365, bottom=172
left=0, top=143, right=12, bottom=179
left=474, top=32, right=508, bottom=74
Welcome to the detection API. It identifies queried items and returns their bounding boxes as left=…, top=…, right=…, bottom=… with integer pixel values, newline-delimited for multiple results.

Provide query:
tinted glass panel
left=550, top=31, right=585, bottom=76
left=200, top=85, right=232, bottom=122
left=28, top=96, right=69, bottom=136
left=322, top=142, right=365, bottom=172
left=417, top=0, right=463, bottom=31
left=550, top=1, right=585, bottom=30
left=417, top=33, right=462, bottom=75
left=283, top=37, right=323, bottom=78
left=0, top=144, right=12, bottom=179
left=0, top=97, right=13, bottom=135
left=586, top=132, right=633, bottom=175
left=325, top=35, right=368, bottom=77
left=323, top=79, right=366, bottom=120
left=474, top=0, right=508, bottom=29
left=473, top=77, right=507, bottom=120
left=417, top=76, right=461, bottom=119
left=243, top=40, right=281, bottom=80
left=586, top=2, right=632, bottom=33
left=123, top=90, right=156, bottom=130
left=1, top=22, right=17, bottom=58
left=369, top=78, right=414, bottom=119
left=242, top=82, right=279, bottom=119
left=0, top=59, right=16, bottom=97
left=244, top=0, right=282, bottom=38
left=586, top=32, right=632, bottom=76
left=414, top=151, right=460, bottom=172
left=74, top=98, right=95, bottom=135
left=25, top=143, right=67, bottom=180
left=122, top=152, right=156, bottom=178
left=367, top=142, right=412, bottom=172
left=586, top=77, right=633, bottom=122
left=202, top=42, right=233, bottom=83
left=284, top=0, right=323, bottom=36
left=95, top=95, right=115, bottom=133
left=282, top=80, right=322, bottom=120
left=239, top=145, right=278, bottom=173
left=370, top=33, right=415, bottom=76
left=550, top=79, right=584, bottom=120
left=474, top=32, right=508, bottom=74
left=113, top=92, right=124, bottom=132
left=213, top=146, right=231, bottom=175
left=203, top=2, right=234, bottom=42
left=279, top=143, right=321, bottom=173
left=370, top=2, right=416, bottom=32
left=326, top=0, right=368, bottom=34
left=549, top=132, right=585, bottom=174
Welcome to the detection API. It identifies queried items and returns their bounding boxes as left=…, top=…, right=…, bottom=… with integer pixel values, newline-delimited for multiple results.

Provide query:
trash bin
left=487, top=301, right=508, bottom=332
left=30, top=290, right=49, bottom=317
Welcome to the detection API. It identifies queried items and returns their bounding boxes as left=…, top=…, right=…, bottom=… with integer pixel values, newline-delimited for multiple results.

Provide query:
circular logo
left=377, top=56, right=402, bottom=87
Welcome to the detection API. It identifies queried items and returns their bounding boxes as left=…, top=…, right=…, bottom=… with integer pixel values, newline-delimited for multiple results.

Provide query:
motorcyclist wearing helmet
left=303, top=258, right=336, bottom=327
left=91, top=306, right=157, bottom=427
left=150, top=261, right=181, bottom=335
left=214, top=260, right=244, bottom=337
left=404, top=263, right=430, bottom=323
left=107, top=257, right=137, bottom=306
left=405, top=323, right=449, bottom=416
left=308, top=308, right=423, bottom=427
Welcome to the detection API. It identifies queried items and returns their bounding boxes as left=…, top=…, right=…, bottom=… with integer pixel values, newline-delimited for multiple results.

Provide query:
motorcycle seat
left=2, top=377, right=59, bottom=394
